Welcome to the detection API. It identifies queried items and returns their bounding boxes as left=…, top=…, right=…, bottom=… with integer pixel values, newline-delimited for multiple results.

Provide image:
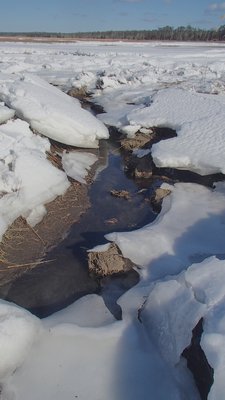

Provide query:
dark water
left=2, top=137, right=156, bottom=317
left=182, top=319, right=214, bottom=400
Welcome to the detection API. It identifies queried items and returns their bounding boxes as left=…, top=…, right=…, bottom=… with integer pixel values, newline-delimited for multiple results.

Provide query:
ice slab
left=0, top=74, right=109, bottom=148
left=62, top=151, right=97, bottom=184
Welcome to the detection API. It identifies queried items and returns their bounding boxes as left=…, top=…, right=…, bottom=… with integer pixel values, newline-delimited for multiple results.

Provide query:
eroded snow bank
left=0, top=300, right=41, bottom=381
left=0, top=74, right=109, bottom=148
left=111, top=87, right=225, bottom=176
left=105, top=182, right=225, bottom=397
left=141, top=256, right=225, bottom=400
left=0, top=119, right=69, bottom=241
left=107, top=182, right=225, bottom=280
left=93, top=76, right=225, bottom=176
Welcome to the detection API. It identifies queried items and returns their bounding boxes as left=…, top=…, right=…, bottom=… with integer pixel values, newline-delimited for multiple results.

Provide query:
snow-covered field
left=0, top=40, right=225, bottom=399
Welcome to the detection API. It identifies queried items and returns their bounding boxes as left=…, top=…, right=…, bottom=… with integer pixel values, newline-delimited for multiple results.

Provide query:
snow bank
left=43, top=294, right=115, bottom=328
left=0, top=74, right=109, bottom=148
left=0, top=300, right=41, bottom=381
left=185, top=256, right=225, bottom=307
left=185, top=257, right=225, bottom=400
left=107, top=182, right=225, bottom=280
left=123, top=88, right=225, bottom=175
left=62, top=151, right=97, bottom=184
left=106, top=183, right=225, bottom=397
left=0, top=104, right=15, bottom=124
left=128, top=88, right=215, bottom=130
left=141, top=279, right=206, bottom=365
left=140, top=256, right=225, bottom=397
left=1, top=313, right=199, bottom=400
left=0, top=119, right=69, bottom=240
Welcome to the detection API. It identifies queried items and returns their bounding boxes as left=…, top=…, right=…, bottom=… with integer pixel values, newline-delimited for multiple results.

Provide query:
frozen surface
left=62, top=151, right=97, bottom=184
left=1, top=306, right=199, bottom=400
left=185, top=256, right=225, bottom=307
left=147, top=89, right=225, bottom=175
left=1, top=40, right=225, bottom=399
left=43, top=294, right=116, bottom=328
left=99, top=87, right=225, bottom=175
left=0, top=104, right=15, bottom=124
left=0, top=74, right=109, bottom=148
left=0, top=41, right=224, bottom=173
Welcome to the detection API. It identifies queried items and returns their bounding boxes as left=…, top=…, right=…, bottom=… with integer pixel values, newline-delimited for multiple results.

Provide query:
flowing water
left=2, top=135, right=156, bottom=317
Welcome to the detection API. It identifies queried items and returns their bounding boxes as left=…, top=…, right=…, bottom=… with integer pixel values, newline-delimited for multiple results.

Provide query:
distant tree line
left=1, top=25, right=225, bottom=41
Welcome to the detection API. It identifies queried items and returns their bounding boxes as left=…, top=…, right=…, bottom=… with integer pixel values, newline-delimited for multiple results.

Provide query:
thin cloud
left=207, top=2, right=225, bottom=11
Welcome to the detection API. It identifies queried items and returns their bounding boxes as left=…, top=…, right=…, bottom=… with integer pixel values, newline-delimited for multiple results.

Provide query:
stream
left=1, top=133, right=156, bottom=318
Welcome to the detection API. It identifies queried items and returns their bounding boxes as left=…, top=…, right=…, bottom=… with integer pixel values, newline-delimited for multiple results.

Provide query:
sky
left=0, top=0, right=224, bottom=33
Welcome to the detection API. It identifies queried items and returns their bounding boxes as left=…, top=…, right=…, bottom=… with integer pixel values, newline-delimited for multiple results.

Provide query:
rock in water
left=88, top=243, right=137, bottom=277
left=151, top=187, right=171, bottom=212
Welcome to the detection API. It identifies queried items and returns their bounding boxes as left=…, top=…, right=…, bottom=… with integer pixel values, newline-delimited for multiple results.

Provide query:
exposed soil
left=0, top=137, right=103, bottom=287
left=0, top=181, right=89, bottom=287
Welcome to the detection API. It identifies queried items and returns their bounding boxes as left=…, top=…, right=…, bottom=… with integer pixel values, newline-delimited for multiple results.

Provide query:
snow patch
left=0, top=299, right=41, bottom=381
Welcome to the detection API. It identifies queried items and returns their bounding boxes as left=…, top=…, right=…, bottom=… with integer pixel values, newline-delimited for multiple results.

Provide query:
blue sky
left=0, top=0, right=224, bottom=32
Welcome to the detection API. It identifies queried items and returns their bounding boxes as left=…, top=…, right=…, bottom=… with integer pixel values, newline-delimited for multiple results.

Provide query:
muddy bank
left=0, top=181, right=89, bottom=286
